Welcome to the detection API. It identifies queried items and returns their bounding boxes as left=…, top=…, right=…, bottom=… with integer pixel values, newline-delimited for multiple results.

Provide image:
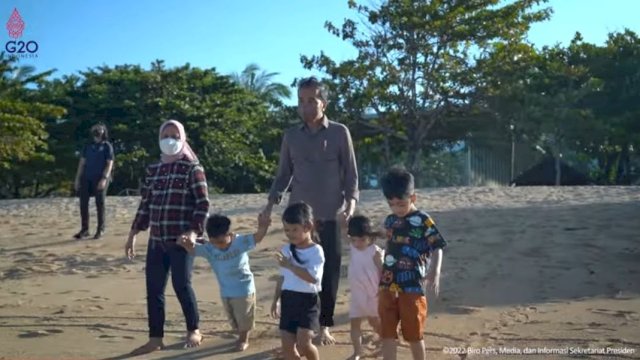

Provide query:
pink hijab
left=159, top=120, right=198, bottom=164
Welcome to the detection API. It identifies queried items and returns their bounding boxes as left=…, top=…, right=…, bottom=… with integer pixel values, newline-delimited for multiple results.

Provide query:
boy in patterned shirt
left=378, top=167, right=447, bottom=360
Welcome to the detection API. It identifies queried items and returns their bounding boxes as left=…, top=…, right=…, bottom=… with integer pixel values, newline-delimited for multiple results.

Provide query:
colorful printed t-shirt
left=379, top=210, right=447, bottom=294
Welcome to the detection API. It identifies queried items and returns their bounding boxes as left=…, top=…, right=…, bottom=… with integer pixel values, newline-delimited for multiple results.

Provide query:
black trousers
left=316, top=220, right=342, bottom=327
left=79, top=177, right=107, bottom=232
left=146, top=240, right=199, bottom=338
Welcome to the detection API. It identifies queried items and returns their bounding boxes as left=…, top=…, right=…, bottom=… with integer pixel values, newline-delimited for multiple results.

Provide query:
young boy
left=179, top=213, right=271, bottom=352
left=378, top=167, right=447, bottom=360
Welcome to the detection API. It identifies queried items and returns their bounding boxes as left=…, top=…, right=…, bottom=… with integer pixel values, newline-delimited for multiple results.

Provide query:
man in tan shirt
left=262, top=77, right=359, bottom=345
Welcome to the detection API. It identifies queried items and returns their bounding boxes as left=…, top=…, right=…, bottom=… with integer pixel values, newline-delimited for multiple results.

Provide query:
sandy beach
left=0, top=186, right=639, bottom=359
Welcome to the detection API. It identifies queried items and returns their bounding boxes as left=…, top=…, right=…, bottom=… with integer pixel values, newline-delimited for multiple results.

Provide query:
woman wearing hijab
left=125, top=120, right=209, bottom=355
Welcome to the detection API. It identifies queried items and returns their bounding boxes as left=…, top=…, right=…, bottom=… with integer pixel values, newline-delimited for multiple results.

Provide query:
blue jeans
left=145, top=240, right=199, bottom=338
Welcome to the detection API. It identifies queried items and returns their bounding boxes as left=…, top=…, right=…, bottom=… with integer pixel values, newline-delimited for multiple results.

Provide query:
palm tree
left=231, top=63, right=291, bottom=105
left=0, top=52, right=55, bottom=97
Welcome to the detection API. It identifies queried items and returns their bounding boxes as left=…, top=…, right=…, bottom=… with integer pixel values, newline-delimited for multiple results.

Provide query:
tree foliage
left=3, top=59, right=285, bottom=198
left=301, top=0, right=551, bottom=184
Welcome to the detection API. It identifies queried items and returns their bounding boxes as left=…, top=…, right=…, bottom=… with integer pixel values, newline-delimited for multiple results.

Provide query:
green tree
left=301, top=0, right=551, bottom=185
left=478, top=31, right=640, bottom=185
left=579, top=30, right=640, bottom=184
left=42, top=61, right=276, bottom=194
left=0, top=53, right=66, bottom=198
left=478, top=39, right=599, bottom=185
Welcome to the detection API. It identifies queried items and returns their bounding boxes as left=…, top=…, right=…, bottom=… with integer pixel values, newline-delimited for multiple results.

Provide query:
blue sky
left=3, top=0, right=639, bottom=105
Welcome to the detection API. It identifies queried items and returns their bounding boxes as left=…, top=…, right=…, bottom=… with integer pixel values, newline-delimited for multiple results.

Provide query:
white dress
left=348, top=244, right=382, bottom=318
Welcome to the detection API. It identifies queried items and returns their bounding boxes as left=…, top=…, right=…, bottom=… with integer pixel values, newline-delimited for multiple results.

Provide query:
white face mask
left=159, top=138, right=184, bottom=156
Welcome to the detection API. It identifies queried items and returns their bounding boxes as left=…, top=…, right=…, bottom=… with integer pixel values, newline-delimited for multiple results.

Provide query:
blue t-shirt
left=193, top=234, right=256, bottom=298
left=82, top=141, right=114, bottom=180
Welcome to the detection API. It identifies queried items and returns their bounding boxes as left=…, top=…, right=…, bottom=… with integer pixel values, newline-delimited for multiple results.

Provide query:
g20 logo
left=5, top=40, right=38, bottom=53
left=5, top=8, right=39, bottom=57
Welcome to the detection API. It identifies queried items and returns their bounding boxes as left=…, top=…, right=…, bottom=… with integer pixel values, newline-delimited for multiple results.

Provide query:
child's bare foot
left=369, top=334, right=382, bottom=348
left=315, top=327, right=336, bottom=345
left=273, top=347, right=301, bottom=360
left=130, top=337, right=164, bottom=355
left=236, top=340, right=249, bottom=352
left=184, top=330, right=203, bottom=348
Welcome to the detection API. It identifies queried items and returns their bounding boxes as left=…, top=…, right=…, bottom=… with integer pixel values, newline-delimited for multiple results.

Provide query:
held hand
left=270, top=300, right=280, bottom=319
left=179, top=230, right=196, bottom=245
left=125, top=231, right=137, bottom=260
left=178, top=236, right=196, bottom=251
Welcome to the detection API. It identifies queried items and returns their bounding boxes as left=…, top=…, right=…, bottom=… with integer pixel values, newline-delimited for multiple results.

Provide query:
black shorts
left=279, top=290, right=319, bottom=334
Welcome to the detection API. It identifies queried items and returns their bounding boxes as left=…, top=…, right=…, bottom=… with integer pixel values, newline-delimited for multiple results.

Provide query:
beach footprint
left=97, top=334, right=136, bottom=341
left=58, top=289, right=89, bottom=295
left=18, top=328, right=64, bottom=338
left=590, top=308, right=639, bottom=321
left=13, top=251, right=36, bottom=258
left=500, top=306, right=531, bottom=324
left=74, top=295, right=110, bottom=302
left=447, top=305, right=484, bottom=315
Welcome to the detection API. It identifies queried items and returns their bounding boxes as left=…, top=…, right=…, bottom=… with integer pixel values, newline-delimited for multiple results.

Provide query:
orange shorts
left=378, top=290, right=427, bottom=342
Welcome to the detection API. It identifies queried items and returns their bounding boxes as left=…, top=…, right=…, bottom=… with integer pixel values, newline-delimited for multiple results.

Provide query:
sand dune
left=0, top=187, right=638, bottom=359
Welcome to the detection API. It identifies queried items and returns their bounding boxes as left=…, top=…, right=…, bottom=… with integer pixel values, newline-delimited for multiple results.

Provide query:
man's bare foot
left=315, top=326, right=336, bottom=346
left=184, top=330, right=203, bottom=348
left=130, top=337, right=164, bottom=355
left=236, top=341, right=249, bottom=352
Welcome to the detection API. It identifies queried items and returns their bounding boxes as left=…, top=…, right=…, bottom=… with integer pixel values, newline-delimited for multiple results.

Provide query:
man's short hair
left=206, top=214, right=231, bottom=238
left=297, top=76, right=329, bottom=103
left=381, top=167, right=415, bottom=200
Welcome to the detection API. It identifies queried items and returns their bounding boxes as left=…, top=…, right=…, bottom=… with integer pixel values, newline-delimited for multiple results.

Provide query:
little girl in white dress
left=347, top=215, right=384, bottom=360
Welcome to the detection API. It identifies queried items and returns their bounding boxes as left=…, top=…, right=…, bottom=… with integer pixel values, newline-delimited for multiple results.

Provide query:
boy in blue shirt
left=180, top=213, right=271, bottom=352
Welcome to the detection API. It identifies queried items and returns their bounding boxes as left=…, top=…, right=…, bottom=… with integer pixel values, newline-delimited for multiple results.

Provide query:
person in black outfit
left=73, top=123, right=114, bottom=240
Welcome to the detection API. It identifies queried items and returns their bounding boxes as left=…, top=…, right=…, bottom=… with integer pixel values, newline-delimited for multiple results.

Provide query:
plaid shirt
left=131, top=158, right=210, bottom=242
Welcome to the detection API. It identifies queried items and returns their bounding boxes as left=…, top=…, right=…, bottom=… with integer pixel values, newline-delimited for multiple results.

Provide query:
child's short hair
left=347, top=215, right=381, bottom=240
left=206, top=214, right=231, bottom=238
left=381, top=167, right=415, bottom=200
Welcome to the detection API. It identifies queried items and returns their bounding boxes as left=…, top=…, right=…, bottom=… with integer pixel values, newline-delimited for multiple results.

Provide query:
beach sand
left=0, top=186, right=639, bottom=359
